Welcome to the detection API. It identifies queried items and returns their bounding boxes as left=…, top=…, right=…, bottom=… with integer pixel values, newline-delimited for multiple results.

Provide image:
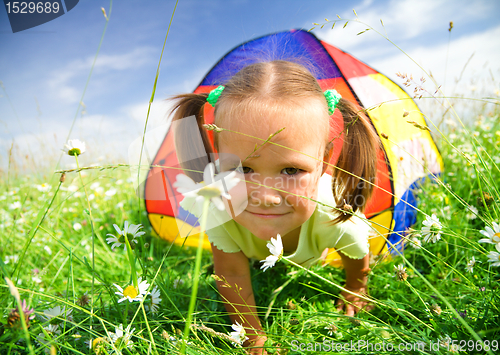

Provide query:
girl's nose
left=250, top=182, right=282, bottom=206
left=261, top=190, right=282, bottom=206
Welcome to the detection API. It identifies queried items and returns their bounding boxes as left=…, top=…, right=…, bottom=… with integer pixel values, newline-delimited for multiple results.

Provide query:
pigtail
left=169, top=93, right=214, bottom=182
left=332, top=98, right=380, bottom=223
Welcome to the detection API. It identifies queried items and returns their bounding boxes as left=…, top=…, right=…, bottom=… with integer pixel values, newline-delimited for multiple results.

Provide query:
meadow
left=1, top=15, right=500, bottom=355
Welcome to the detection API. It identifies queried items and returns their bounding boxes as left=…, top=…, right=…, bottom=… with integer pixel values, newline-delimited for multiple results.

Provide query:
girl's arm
left=336, top=252, right=371, bottom=317
left=211, top=243, right=267, bottom=354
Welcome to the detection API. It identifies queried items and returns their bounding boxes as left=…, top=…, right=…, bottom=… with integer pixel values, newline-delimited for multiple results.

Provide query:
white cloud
left=0, top=98, right=181, bottom=172
left=0, top=112, right=141, bottom=172
left=94, top=47, right=157, bottom=71
left=307, top=0, right=500, bottom=131
left=316, top=0, right=492, bottom=50
left=369, top=25, right=500, bottom=93
left=125, top=100, right=173, bottom=127
left=46, top=47, right=156, bottom=103
left=312, top=0, right=500, bottom=115
left=374, top=25, right=500, bottom=124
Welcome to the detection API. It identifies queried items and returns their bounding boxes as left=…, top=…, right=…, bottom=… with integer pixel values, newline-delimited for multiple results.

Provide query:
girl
left=171, top=60, right=380, bottom=354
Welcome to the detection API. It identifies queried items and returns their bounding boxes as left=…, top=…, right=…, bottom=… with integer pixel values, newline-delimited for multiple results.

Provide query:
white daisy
left=73, top=222, right=82, bottom=231
left=486, top=243, right=500, bottom=267
left=478, top=222, right=500, bottom=245
left=465, top=256, right=476, bottom=273
left=260, top=234, right=283, bottom=272
left=465, top=205, right=478, bottom=220
left=114, top=277, right=150, bottom=303
left=173, top=279, right=184, bottom=289
left=63, top=139, right=86, bottom=156
left=105, top=188, right=117, bottom=197
left=4, top=254, right=19, bottom=264
left=35, top=183, right=51, bottom=193
left=85, top=337, right=107, bottom=351
left=408, top=234, right=422, bottom=249
left=229, top=321, right=248, bottom=345
left=421, top=214, right=443, bottom=243
left=9, top=201, right=21, bottom=210
left=44, top=324, right=60, bottom=333
left=37, top=324, right=61, bottom=352
left=145, top=286, right=162, bottom=313
left=106, top=221, right=145, bottom=251
left=94, top=186, right=104, bottom=195
left=109, top=324, right=135, bottom=351
left=39, top=305, right=73, bottom=324
left=394, top=264, right=408, bottom=281
left=442, top=205, right=452, bottom=220
left=394, top=264, right=406, bottom=274
left=173, top=162, right=241, bottom=211
left=32, top=276, right=43, bottom=284
left=324, top=323, right=338, bottom=336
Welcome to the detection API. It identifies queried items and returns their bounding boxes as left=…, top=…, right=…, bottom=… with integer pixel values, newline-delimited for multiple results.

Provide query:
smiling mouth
left=246, top=211, right=288, bottom=218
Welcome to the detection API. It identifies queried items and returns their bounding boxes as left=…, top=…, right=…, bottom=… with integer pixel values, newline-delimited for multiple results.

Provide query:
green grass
left=1, top=106, right=499, bottom=354
left=2, top=9, right=500, bottom=355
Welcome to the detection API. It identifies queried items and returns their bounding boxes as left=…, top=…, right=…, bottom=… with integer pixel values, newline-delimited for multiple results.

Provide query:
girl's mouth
left=246, top=211, right=288, bottom=218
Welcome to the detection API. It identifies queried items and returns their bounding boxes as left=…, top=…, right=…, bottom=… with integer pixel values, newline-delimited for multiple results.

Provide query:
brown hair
left=169, top=60, right=379, bottom=223
left=169, top=92, right=212, bottom=182
left=332, top=98, right=380, bottom=223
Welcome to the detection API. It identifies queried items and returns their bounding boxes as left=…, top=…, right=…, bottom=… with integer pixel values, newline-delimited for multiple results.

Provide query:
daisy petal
left=113, top=224, right=122, bottom=235
left=211, top=197, right=225, bottom=211
left=203, top=163, right=216, bottom=184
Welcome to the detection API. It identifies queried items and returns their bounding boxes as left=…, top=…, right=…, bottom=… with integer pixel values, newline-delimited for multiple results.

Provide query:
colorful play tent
left=144, top=29, right=443, bottom=264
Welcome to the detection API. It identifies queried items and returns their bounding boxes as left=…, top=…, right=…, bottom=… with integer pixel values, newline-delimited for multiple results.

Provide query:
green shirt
left=181, top=174, right=371, bottom=267
left=206, top=205, right=370, bottom=267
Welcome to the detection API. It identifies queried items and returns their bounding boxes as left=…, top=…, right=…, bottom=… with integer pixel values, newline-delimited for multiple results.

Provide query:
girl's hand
left=245, top=336, right=268, bottom=355
left=336, top=286, right=373, bottom=317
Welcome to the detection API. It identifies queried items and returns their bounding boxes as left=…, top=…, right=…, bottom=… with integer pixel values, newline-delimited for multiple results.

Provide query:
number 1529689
left=5, top=2, right=60, bottom=14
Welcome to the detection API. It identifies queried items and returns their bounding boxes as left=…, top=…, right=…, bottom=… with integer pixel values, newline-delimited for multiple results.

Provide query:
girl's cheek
left=283, top=176, right=318, bottom=206
left=287, top=175, right=316, bottom=196
left=224, top=177, right=248, bottom=215
left=284, top=193, right=317, bottom=211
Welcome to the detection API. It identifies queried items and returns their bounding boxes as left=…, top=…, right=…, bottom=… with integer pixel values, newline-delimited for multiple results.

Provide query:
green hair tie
left=324, top=89, right=342, bottom=115
left=206, top=85, right=225, bottom=107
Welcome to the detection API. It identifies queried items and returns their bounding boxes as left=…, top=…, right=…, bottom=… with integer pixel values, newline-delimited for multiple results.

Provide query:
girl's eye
left=282, top=167, right=300, bottom=175
left=231, top=166, right=252, bottom=174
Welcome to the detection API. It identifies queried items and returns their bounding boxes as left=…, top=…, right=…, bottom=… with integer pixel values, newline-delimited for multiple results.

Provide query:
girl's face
left=218, top=100, right=331, bottom=242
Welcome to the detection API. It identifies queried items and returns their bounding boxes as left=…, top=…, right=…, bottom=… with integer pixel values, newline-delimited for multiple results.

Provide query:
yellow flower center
left=68, top=148, right=81, bottom=156
left=123, top=285, right=138, bottom=299
left=430, top=223, right=440, bottom=233
left=117, top=233, right=136, bottom=249
left=278, top=250, right=284, bottom=260
left=114, top=336, right=129, bottom=348
left=493, top=232, right=500, bottom=242
left=198, top=186, right=222, bottom=198
left=92, top=337, right=105, bottom=349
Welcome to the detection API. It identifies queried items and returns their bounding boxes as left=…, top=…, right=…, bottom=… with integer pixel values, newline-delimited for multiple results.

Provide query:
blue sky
left=1, top=0, right=499, bottom=173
